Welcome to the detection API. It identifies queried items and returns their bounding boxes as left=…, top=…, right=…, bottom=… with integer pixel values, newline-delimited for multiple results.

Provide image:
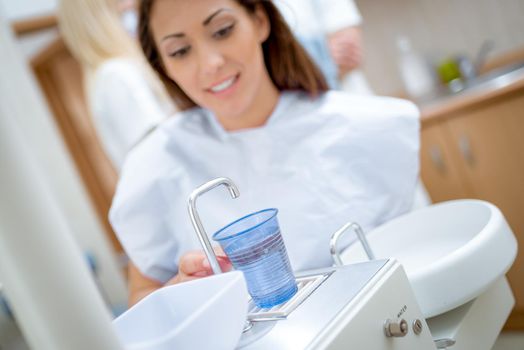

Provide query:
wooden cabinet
left=420, top=122, right=473, bottom=202
left=420, top=90, right=524, bottom=329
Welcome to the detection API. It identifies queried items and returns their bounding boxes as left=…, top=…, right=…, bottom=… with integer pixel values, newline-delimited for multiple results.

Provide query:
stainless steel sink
left=416, top=61, right=524, bottom=108
left=463, top=61, right=524, bottom=92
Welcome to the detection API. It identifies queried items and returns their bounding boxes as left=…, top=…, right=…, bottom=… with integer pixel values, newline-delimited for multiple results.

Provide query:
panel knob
left=412, top=319, right=423, bottom=335
left=384, top=318, right=408, bottom=337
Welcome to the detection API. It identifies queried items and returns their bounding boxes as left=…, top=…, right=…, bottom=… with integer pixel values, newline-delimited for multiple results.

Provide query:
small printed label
left=397, top=305, right=408, bottom=318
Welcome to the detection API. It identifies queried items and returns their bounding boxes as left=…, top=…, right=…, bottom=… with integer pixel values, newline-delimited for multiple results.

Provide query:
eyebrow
left=203, top=8, right=229, bottom=25
left=161, top=8, right=231, bottom=42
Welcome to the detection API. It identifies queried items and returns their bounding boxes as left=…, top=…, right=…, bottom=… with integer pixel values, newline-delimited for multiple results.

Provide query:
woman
left=58, top=0, right=175, bottom=170
left=110, top=0, right=420, bottom=306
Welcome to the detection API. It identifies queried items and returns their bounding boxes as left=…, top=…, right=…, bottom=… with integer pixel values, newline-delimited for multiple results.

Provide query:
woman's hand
left=167, top=249, right=232, bottom=285
left=127, top=249, right=232, bottom=306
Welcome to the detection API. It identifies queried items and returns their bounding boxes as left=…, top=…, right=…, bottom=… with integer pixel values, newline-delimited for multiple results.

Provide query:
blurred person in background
left=58, top=0, right=176, bottom=171
left=275, top=0, right=373, bottom=94
left=276, top=0, right=431, bottom=208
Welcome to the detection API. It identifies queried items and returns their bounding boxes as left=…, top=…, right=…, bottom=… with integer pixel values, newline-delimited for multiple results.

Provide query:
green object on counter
left=437, top=58, right=462, bottom=84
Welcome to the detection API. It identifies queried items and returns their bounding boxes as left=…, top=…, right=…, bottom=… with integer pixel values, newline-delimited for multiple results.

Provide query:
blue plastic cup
left=212, top=208, right=297, bottom=308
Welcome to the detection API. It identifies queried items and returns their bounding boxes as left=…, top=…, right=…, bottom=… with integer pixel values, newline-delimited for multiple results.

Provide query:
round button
left=412, top=319, right=423, bottom=335
left=384, top=319, right=408, bottom=337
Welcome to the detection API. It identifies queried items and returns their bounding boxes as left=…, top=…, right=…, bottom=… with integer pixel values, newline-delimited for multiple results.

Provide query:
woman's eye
left=213, top=24, right=234, bottom=39
left=169, top=46, right=190, bottom=58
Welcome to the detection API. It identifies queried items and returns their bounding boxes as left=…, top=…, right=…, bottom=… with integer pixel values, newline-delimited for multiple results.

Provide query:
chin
left=215, top=100, right=248, bottom=119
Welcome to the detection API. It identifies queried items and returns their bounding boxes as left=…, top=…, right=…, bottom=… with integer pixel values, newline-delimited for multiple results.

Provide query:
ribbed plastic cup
left=213, top=209, right=297, bottom=308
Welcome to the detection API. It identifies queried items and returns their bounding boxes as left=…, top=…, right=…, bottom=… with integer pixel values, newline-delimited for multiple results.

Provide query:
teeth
left=210, top=77, right=236, bottom=92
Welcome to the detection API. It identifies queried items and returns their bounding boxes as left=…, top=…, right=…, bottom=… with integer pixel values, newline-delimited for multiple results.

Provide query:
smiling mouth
left=207, top=74, right=240, bottom=94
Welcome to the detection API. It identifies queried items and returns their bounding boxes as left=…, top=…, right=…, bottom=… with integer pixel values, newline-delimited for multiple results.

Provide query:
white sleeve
left=91, top=61, right=169, bottom=170
left=319, top=0, right=362, bottom=33
left=109, top=172, right=180, bottom=284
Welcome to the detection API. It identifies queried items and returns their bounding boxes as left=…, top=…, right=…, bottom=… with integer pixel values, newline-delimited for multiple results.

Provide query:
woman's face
left=150, top=0, right=277, bottom=127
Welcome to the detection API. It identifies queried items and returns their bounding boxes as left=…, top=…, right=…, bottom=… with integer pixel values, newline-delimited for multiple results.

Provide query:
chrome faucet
left=473, top=40, right=495, bottom=76
left=330, top=222, right=376, bottom=266
left=187, top=177, right=240, bottom=275
left=457, top=40, right=495, bottom=81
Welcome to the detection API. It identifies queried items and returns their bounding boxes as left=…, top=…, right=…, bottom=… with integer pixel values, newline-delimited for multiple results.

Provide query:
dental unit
left=113, top=177, right=517, bottom=350
left=1, top=109, right=517, bottom=348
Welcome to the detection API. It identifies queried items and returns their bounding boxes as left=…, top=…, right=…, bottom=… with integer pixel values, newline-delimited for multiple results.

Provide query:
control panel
left=310, top=261, right=437, bottom=349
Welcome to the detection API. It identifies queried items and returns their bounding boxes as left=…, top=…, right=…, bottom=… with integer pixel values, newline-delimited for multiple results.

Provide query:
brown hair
left=139, top=0, right=328, bottom=110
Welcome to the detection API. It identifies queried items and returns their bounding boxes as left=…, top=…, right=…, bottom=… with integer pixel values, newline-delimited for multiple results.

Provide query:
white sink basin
left=340, top=199, right=518, bottom=318
left=113, top=271, right=248, bottom=350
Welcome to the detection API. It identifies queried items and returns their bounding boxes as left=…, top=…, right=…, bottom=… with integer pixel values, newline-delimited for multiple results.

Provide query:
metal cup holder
left=247, top=271, right=333, bottom=322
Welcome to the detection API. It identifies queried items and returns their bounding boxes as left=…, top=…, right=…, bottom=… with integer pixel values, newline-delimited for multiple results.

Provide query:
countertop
left=417, top=63, right=524, bottom=122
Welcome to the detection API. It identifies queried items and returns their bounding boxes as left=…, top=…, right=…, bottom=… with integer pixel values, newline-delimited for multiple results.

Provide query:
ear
left=252, top=4, right=270, bottom=43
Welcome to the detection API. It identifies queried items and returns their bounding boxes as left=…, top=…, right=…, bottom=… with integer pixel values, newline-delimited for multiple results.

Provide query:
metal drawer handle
left=458, top=135, right=475, bottom=166
left=429, top=145, right=446, bottom=173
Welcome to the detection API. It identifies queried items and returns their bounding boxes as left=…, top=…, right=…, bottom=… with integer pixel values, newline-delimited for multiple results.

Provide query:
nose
left=197, top=43, right=225, bottom=76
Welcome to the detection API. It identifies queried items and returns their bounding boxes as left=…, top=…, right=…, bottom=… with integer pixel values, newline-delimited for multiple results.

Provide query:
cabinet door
left=445, top=94, right=524, bottom=328
left=420, top=122, right=472, bottom=203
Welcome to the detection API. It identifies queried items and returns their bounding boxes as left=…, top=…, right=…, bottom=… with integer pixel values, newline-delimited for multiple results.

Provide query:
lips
left=206, top=74, right=240, bottom=94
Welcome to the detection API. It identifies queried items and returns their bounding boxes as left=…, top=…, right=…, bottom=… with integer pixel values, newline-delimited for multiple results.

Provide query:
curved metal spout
left=330, top=222, right=375, bottom=267
left=188, top=177, right=240, bottom=275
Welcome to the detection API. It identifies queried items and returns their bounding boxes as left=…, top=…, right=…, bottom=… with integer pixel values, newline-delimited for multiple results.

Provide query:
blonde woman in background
left=58, top=0, right=175, bottom=171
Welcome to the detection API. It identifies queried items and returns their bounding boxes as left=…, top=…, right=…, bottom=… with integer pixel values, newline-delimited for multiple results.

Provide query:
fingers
left=178, top=250, right=209, bottom=276
left=167, top=272, right=204, bottom=285
left=217, top=255, right=233, bottom=272
left=178, top=249, right=233, bottom=279
left=202, top=254, right=232, bottom=272
left=166, top=247, right=235, bottom=288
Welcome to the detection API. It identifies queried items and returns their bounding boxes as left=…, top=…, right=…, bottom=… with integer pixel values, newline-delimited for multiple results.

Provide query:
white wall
left=16, top=28, right=59, bottom=58
left=0, top=0, right=59, bottom=59
left=0, top=0, right=57, bottom=20
left=355, top=0, right=524, bottom=95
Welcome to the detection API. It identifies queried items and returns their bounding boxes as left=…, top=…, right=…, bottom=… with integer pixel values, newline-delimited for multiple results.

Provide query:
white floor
left=492, top=332, right=524, bottom=350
